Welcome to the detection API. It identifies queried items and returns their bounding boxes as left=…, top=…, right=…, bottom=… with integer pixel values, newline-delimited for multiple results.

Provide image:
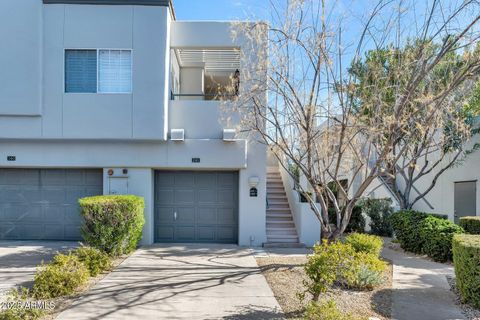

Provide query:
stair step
left=267, top=190, right=287, bottom=194
left=266, top=210, right=292, bottom=215
left=266, top=217, right=293, bottom=222
left=267, top=229, right=298, bottom=236
left=263, top=242, right=306, bottom=248
left=267, top=195, right=287, bottom=199
left=267, top=221, right=295, bottom=227
left=267, top=234, right=299, bottom=239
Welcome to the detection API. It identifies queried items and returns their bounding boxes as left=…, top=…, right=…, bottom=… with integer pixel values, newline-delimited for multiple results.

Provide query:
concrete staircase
left=264, top=168, right=304, bottom=248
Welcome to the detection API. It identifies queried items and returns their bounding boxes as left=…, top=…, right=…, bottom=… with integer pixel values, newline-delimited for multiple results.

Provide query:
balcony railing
left=171, top=93, right=237, bottom=101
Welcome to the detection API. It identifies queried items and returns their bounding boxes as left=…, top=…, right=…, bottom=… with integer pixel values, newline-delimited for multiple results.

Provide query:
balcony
left=170, top=48, right=240, bottom=102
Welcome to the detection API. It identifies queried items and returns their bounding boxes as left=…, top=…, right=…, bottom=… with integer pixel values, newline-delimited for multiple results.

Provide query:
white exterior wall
left=0, top=3, right=267, bottom=246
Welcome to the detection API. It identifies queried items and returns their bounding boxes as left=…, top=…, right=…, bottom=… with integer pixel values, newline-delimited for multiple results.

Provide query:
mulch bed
left=256, top=255, right=392, bottom=319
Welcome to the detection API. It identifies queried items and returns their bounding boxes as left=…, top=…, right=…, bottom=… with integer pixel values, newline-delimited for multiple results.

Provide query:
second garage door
left=154, top=171, right=239, bottom=243
left=0, top=169, right=103, bottom=240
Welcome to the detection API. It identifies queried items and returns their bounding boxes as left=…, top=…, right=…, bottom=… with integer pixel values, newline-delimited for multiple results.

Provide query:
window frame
left=64, top=48, right=133, bottom=94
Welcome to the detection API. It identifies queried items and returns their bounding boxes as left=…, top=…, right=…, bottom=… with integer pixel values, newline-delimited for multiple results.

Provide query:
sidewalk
left=382, top=246, right=465, bottom=320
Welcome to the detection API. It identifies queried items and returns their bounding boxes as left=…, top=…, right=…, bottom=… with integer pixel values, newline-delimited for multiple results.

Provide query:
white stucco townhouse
left=0, top=0, right=271, bottom=246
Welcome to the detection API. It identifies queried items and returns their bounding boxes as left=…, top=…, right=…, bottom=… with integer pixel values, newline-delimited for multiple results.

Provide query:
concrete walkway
left=382, top=246, right=465, bottom=320
left=57, top=244, right=283, bottom=320
left=0, top=241, right=78, bottom=302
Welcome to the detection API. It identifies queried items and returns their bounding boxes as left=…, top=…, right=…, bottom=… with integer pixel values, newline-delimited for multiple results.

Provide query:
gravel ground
left=447, top=276, right=480, bottom=320
left=256, top=255, right=392, bottom=319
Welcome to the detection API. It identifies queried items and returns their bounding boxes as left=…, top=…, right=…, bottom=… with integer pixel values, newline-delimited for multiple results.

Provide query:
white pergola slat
left=175, top=48, right=240, bottom=72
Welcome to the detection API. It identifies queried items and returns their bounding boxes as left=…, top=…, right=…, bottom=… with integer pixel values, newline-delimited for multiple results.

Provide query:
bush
left=72, top=247, right=112, bottom=277
left=304, top=241, right=355, bottom=299
left=453, top=234, right=480, bottom=308
left=390, top=210, right=429, bottom=254
left=460, top=216, right=480, bottom=235
left=358, top=198, right=394, bottom=236
left=32, top=254, right=89, bottom=299
left=304, top=299, right=363, bottom=320
left=391, top=210, right=463, bottom=262
left=0, top=288, right=46, bottom=320
left=80, top=195, right=145, bottom=257
left=304, top=240, right=386, bottom=298
left=328, top=206, right=366, bottom=233
left=419, top=216, right=464, bottom=262
left=343, top=251, right=386, bottom=290
left=345, top=233, right=383, bottom=257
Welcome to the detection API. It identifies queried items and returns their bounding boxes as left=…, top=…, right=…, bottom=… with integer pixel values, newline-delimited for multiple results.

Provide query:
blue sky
left=172, top=0, right=268, bottom=21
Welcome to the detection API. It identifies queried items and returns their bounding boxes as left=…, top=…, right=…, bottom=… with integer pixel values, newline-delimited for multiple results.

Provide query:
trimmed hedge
left=390, top=210, right=463, bottom=262
left=390, top=210, right=428, bottom=253
left=460, top=216, right=480, bottom=235
left=419, top=216, right=464, bottom=262
left=80, top=195, right=145, bottom=257
left=452, top=234, right=480, bottom=308
left=328, top=206, right=366, bottom=233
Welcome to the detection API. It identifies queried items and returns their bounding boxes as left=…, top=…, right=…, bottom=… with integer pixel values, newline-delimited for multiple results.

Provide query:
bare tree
left=228, top=0, right=480, bottom=240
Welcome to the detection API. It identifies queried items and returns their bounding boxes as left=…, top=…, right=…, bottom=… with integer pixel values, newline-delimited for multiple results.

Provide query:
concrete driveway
left=0, top=241, right=79, bottom=301
left=57, top=244, right=284, bottom=320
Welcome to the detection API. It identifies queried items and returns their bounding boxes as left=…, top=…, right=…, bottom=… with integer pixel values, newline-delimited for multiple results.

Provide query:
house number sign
left=249, top=187, right=258, bottom=197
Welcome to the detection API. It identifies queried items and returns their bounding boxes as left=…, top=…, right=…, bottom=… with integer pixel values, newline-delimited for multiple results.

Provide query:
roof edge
left=43, top=0, right=170, bottom=6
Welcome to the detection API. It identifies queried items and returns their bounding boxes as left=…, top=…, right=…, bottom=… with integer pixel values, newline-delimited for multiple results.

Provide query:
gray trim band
left=43, top=0, right=169, bottom=6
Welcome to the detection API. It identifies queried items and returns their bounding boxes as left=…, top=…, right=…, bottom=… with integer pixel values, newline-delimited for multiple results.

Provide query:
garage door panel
left=156, top=207, right=174, bottom=223
left=218, top=173, right=235, bottom=187
left=156, top=226, right=174, bottom=241
left=156, top=189, right=174, bottom=204
left=0, top=169, right=103, bottom=240
left=197, top=226, right=215, bottom=241
left=217, top=226, right=236, bottom=242
left=176, top=207, right=195, bottom=223
left=85, top=171, right=103, bottom=185
left=43, top=206, right=65, bottom=222
left=197, top=207, right=216, bottom=224
left=1, top=169, right=39, bottom=185
left=41, top=170, right=66, bottom=185
left=41, top=188, right=67, bottom=204
left=198, top=189, right=216, bottom=204
left=155, top=171, right=238, bottom=243
left=217, top=208, right=236, bottom=224
left=217, top=190, right=234, bottom=204
left=176, top=226, right=195, bottom=241
left=175, top=173, right=195, bottom=187
left=195, top=173, right=216, bottom=187
left=174, top=189, right=194, bottom=205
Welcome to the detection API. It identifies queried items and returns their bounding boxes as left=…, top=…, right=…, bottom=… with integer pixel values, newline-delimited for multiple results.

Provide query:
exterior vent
left=223, top=129, right=236, bottom=141
left=170, top=129, right=185, bottom=141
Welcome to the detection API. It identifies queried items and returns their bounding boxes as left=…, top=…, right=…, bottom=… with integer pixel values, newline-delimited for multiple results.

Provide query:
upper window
left=65, top=50, right=97, bottom=93
left=65, top=49, right=132, bottom=93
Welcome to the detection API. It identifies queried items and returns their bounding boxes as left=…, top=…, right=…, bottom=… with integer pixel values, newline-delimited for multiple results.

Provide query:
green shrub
left=390, top=210, right=429, bottom=254
left=342, top=251, right=386, bottom=290
left=0, top=288, right=46, bottom=320
left=358, top=198, right=394, bottom=236
left=32, top=254, right=89, bottom=299
left=304, top=240, right=386, bottom=298
left=452, top=234, right=480, bottom=308
left=304, top=299, right=364, bottom=320
left=460, top=216, right=480, bottom=235
left=72, top=247, right=112, bottom=277
left=345, top=233, right=383, bottom=257
left=419, top=216, right=464, bottom=262
left=79, top=195, right=145, bottom=257
left=328, top=206, right=365, bottom=233
left=304, top=241, right=355, bottom=299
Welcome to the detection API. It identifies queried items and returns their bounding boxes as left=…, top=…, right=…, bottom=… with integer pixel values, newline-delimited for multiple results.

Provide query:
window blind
left=98, top=50, right=132, bottom=93
left=65, top=50, right=97, bottom=93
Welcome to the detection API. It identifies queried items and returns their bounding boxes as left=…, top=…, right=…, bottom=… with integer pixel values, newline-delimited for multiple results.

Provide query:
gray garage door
left=155, top=171, right=238, bottom=243
left=0, top=169, right=103, bottom=240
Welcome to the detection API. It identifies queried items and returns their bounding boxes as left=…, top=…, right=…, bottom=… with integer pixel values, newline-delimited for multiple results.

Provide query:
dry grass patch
left=256, top=255, right=392, bottom=319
